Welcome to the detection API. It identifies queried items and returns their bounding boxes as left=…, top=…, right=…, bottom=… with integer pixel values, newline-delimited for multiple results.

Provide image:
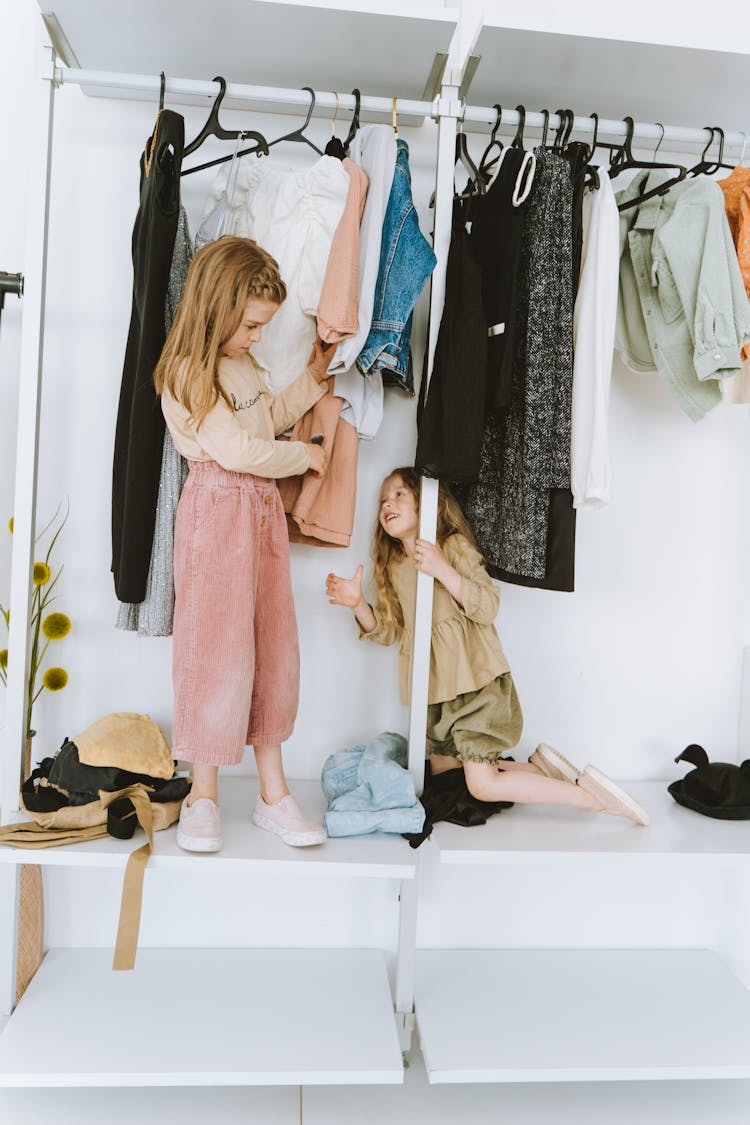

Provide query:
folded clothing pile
left=321, top=731, right=425, bottom=837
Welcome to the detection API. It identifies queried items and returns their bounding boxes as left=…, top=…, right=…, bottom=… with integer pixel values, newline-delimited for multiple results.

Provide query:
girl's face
left=379, top=475, right=419, bottom=543
left=221, top=297, right=279, bottom=358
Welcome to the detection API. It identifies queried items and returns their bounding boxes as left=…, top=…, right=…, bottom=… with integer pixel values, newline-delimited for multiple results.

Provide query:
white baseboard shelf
left=431, top=781, right=750, bottom=867
left=304, top=1050, right=750, bottom=1124
left=0, top=779, right=417, bottom=880
left=415, top=949, right=750, bottom=1083
left=0, top=947, right=404, bottom=1087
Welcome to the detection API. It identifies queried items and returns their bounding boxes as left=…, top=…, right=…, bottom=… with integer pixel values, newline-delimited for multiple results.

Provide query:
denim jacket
left=321, top=732, right=425, bottom=837
left=615, top=170, right=750, bottom=421
left=356, top=141, right=436, bottom=392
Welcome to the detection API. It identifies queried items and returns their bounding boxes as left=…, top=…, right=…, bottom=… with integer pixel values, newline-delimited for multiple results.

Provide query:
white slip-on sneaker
left=252, top=793, right=327, bottom=847
left=529, top=742, right=581, bottom=783
left=176, top=797, right=222, bottom=852
left=577, top=765, right=650, bottom=826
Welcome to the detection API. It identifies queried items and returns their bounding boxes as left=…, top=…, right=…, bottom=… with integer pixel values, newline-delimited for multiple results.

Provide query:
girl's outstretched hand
left=326, top=565, right=364, bottom=608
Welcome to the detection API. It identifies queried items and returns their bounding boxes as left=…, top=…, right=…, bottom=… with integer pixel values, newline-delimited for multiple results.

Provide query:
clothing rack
left=5, top=54, right=750, bottom=820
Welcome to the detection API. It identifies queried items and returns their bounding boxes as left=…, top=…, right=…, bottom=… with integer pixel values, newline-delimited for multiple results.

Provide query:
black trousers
left=111, top=109, right=184, bottom=603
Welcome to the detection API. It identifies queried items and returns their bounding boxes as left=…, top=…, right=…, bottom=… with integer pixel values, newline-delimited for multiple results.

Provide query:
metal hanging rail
left=54, top=67, right=750, bottom=150
left=53, top=68, right=436, bottom=121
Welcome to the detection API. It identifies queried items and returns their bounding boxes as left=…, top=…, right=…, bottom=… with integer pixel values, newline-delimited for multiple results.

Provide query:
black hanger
left=325, top=93, right=345, bottom=159
left=538, top=109, right=550, bottom=148
left=476, top=105, right=503, bottom=186
left=182, top=76, right=268, bottom=159
left=688, top=125, right=735, bottom=177
left=181, top=76, right=269, bottom=176
left=511, top=105, right=526, bottom=149
left=267, top=87, right=323, bottom=156
left=552, top=109, right=574, bottom=153
left=584, top=111, right=602, bottom=191
left=159, top=71, right=166, bottom=112
left=611, top=116, right=688, bottom=212
left=343, top=88, right=361, bottom=154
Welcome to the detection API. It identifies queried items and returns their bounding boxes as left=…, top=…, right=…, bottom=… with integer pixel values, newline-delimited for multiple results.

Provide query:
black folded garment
left=403, top=760, right=513, bottom=848
left=668, top=744, right=750, bottom=820
left=48, top=738, right=179, bottom=805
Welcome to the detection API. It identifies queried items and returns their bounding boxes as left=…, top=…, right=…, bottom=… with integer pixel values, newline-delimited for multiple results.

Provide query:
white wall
left=1, top=1, right=748, bottom=954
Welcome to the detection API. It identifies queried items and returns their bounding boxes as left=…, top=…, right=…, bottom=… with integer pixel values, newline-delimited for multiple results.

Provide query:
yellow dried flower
left=42, top=667, right=68, bottom=692
left=41, top=612, right=72, bottom=640
left=0, top=649, right=7, bottom=670
left=32, top=562, right=51, bottom=586
left=7, top=517, right=13, bottom=534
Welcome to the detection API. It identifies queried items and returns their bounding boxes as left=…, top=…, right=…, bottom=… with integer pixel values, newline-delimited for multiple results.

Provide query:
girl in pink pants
left=155, top=236, right=331, bottom=852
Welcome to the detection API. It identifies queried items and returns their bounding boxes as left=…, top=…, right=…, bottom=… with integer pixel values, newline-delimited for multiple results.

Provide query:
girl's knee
left=463, top=761, right=500, bottom=802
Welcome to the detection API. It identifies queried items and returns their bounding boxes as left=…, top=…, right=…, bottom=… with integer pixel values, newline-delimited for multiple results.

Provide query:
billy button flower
left=42, top=667, right=68, bottom=692
left=33, top=562, right=51, bottom=586
left=7, top=517, right=13, bottom=534
left=41, top=613, right=72, bottom=640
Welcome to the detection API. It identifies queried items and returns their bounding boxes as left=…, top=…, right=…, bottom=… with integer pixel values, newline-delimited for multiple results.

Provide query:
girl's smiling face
left=221, top=297, right=279, bottom=358
left=379, top=474, right=419, bottom=544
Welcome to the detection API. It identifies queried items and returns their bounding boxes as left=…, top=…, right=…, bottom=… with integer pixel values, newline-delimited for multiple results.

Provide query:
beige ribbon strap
left=0, top=821, right=109, bottom=848
left=99, top=785, right=155, bottom=972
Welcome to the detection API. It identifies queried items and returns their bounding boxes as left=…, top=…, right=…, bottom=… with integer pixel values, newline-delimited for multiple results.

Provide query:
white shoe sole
left=176, top=829, right=222, bottom=853
left=252, top=810, right=326, bottom=847
left=530, top=743, right=580, bottom=784
left=580, top=766, right=650, bottom=826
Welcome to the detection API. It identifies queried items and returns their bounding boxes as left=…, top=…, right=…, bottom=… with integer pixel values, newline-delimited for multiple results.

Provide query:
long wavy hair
left=372, top=467, right=480, bottom=632
left=153, top=236, right=287, bottom=426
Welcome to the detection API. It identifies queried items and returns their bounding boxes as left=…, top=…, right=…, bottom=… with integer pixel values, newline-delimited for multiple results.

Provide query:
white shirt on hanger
left=330, top=124, right=397, bottom=438
left=571, top=168, right=620, bottom=509
left=202, top=154, right=349, bottom=394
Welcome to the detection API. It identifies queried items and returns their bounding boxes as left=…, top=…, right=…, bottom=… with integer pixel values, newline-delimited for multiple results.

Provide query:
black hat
left=668, top=744, right=750, bottom=820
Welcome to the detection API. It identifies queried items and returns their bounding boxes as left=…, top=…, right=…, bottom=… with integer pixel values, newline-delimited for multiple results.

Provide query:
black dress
left=415, top=198, right=487, bottom=484
left=111, top=109, right=184, bottom=603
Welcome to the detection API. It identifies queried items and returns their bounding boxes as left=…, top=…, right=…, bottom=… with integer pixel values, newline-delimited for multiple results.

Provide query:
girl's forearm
left=436, top=564, right=464, bottom=606
left=354, top=599, right=377, bottom=633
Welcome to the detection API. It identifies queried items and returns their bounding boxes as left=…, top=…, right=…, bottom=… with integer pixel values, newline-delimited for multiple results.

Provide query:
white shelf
left=467, top=24, right=750, bottom=136
left=304, top=1049, right=750, bottom=1124
left=42, top=0, right=457, bottom=104
left=0, top=1086, right=298, bottom=1124
left=415, top=949, right=750, bottom=1083
left=431, top=780, right=750, bottom=867
left=0, top=947, right=404, bottom=1087
left=0, top=778, right=417, bottom=879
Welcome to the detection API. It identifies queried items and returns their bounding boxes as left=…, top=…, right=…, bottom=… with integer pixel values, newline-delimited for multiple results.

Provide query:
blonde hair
left=153, top=236, right=287, bottom=426
left=371, top=467, right=480, bottom=632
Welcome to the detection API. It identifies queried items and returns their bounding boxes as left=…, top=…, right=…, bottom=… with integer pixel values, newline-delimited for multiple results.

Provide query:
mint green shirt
left=615, top=170, right=750, bottom=421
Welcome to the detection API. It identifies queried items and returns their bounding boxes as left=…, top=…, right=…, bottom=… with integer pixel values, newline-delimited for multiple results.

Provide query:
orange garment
left=316, top=158, right=369, bottom=343
left=719, top=166, right=750, bottom=393
left=277, top=382, right=358, bottom=547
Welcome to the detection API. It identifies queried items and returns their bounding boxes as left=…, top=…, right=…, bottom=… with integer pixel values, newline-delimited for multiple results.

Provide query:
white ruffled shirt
left=202, top=155, right=349, bottom=393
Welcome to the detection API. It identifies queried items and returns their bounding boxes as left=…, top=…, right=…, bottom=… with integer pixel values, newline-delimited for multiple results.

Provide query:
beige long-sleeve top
left=361, top=533, right=510, bottom=705
left=161, top=353, right=327, bottom=478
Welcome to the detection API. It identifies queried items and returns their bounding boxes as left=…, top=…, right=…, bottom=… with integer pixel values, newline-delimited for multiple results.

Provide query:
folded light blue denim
left=321, top=732, right=425, bottom=837
left=356, top=141, right=437, bottom=393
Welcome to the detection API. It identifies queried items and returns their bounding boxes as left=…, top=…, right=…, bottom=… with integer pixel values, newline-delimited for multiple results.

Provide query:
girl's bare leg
left=253, top=744, right=291, bottom=805
left=188, top=761, right=219, bottom=805
left=463, top=760, right=598, bottom=809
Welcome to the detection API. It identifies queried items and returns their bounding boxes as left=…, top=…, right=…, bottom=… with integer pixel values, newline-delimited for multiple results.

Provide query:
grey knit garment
left=116, top=207, right=192, bottom=635
left=460, top=149, right=574, bottom=579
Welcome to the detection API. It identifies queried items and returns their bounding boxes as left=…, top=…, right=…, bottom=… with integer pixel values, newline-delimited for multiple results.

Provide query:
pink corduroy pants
left=172, top=462, right=300, bottom=766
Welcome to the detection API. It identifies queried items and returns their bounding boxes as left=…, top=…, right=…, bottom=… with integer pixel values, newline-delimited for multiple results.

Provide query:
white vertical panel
left=1, top=42, right=56, bottom=823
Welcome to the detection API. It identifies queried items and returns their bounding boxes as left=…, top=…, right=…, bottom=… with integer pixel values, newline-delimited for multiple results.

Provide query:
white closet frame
left=3, top=14, right=750, bottom=1094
